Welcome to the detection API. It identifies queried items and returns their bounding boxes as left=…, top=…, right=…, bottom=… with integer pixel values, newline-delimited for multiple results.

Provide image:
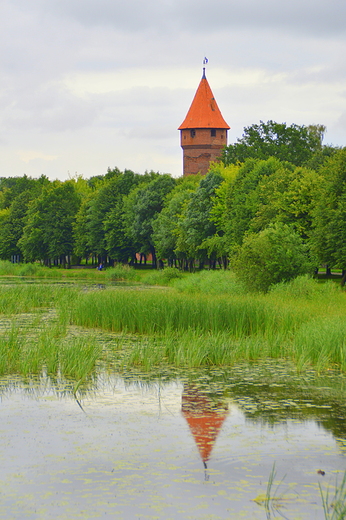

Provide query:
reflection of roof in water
left=181, top=384, right=228, bottom=463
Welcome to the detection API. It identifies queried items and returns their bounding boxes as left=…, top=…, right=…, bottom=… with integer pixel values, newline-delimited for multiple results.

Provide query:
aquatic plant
left=141, top=267, right=184, bottom=286
left=171, top=268, right=245, bottom=295
left=0, top=310, right=101, bottom=383
left=69, top=288, right=302, bottom=338
left=104, top=264, right=139, bottom=282
left=0, top=284, right=66, bottom=314
left=320, top=472, right=346, bottom=520
left=0, top=259, right=139, bottom=282
left=1, top=271, right=346, bottom=373
left=66, top=273, right=346, bottom=371
left=253, top=463, right=289, bottom=518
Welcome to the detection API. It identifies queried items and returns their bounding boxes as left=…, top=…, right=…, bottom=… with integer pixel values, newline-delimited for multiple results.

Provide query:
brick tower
left=178, top=68, right=230, bottom=176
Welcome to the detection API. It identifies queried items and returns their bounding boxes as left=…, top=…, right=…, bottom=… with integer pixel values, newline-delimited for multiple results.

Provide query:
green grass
left=65, top=273, right=346, bottom=370
left=1, top=271, right=346, bottom=374
left=141, top=267, right=184, bottom=286
left=0, top=259, right=139, bottom=282
left=0, top=318, right=102, bottom=382
left=69, top=287, right=303, bottom=338
left=171, top=269, right=246, bottom=294
left=319, top=472, right=346, bottom=520
left=0, top=284, right=67, bottom=314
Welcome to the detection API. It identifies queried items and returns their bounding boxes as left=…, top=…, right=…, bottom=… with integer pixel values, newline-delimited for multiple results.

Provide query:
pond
left=1, top=362, right=346, bottom=520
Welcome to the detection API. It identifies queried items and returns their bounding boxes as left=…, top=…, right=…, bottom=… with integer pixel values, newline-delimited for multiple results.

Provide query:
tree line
left=0, top=120, right=345, bottom=286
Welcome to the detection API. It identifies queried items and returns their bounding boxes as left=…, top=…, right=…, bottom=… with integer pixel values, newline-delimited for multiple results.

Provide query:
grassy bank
left=0, top=260, right=140, bottom=282
left=67, top=273, right=346, bottom=372
left=0, top=270, right=346, bottom=376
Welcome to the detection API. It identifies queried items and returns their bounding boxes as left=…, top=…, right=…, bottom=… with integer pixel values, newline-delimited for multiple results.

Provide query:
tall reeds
left=69, top=288, right=303, bottom=338
left=320, top=471, right=346, bottom=520
left=0, top=259, right=139, bottom=282
left=1, top=272, right=346, bottom=373
left=0, top=321, right=102, bottom=381
left=67, top=273, right=346, bottom=370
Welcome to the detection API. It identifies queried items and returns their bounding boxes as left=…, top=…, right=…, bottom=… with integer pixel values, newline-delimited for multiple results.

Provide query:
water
left=1, top=364, right=345, bottom=519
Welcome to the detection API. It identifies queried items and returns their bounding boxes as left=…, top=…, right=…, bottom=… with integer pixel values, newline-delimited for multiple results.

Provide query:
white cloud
left=1, top=0, right=346, bottom=180
left=19, top=151, right=58, bottom=163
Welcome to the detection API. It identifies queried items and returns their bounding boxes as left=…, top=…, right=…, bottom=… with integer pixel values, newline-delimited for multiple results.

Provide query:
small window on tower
left=211, top=129, right=216, bottom=137
left=190, top=129, right=196, bottom=138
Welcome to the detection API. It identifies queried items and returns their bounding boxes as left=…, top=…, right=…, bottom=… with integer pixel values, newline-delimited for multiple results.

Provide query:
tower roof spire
left=178, top=67, right=230, bottom=130
left=202, top=56, right=208, bottom=79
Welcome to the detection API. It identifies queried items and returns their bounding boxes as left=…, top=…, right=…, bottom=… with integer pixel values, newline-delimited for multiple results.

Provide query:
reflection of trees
left=0, top=372, right=97, bottom=402
left=1, top=364, right=346, bottom=448
left=226, top=382, right=346, bottom=444
left=181, top=384, right=228, bottom=468
left=178, top=366, right=346, bottom=449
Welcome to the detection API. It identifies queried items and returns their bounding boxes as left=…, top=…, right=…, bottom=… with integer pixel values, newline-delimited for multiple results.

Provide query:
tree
left=73, top=169, right=144, bottom=263
left=223, top=157, right=288, bottom=251
left=104, top=169, right=149, bottom=263
left=0, top=177, right=50, bottom=261
left=152, top=175, right=201, bottom=266
left=123, top=174, right=176, bottom=268
left=232, top=223, right=315, bottom=292
left=0, top=191, right=33, bottom=260
left=222, top=121, right=325, bottom=167
left=175, top=170, right=223, bottom=269
left=249, top=165, right=324, bottom=240
left=310, top=149, right=346, bottom=273
left=207, top=163, right=241, bottom=265
left=0, top=174, right=49, bottom=210
left=18, top=181, right=81, bottom=265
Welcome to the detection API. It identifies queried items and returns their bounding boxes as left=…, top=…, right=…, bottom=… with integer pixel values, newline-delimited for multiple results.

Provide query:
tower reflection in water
left=181, top=383, right=229, bottom=476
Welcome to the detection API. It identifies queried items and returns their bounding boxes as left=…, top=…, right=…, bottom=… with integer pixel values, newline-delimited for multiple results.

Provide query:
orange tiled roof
left=178, top=72, right=230, bottom=130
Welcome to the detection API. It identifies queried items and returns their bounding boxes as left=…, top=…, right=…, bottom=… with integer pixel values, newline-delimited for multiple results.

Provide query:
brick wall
left=180, top=128, right=228, bottom=176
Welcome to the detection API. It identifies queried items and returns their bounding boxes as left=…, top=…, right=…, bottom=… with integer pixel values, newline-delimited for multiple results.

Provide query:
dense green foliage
left=310, top=149, right=346, bottom=271
left=0, top=121, right=345, bottom=288
left=232, top=223, right=315, bottom=292
left=222, top=121, right=331, bottom=166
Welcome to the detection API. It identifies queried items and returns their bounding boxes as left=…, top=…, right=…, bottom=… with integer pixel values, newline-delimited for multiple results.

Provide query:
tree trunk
left=149, top=245, right=157, bottom=269
left=341, top=270, right=346, bottom=287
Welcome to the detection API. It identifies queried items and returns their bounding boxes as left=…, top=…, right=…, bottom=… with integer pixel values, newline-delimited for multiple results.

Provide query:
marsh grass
left=121, top=331, right=286, bottom=369
left=253, top=463, right=289, bottom=518
left=0, top=284, right=74, bottom=314
left=0, top=259, right=139, bottom=282
left=141, top=267, right=184, bottom=286
left=1, top=272, right=346, bottom=373
left=66, top=273, right=346, bottom=370
left=319, top=472, right=346, bottom=520
left=171, top=269, right=246, bottom=294
left=104, top=264, right=140, bottom=282
left=293, top=317, right=346, bottom=373
left=0, top=308, right=101, bottom=382
left=69, top=288, right=303, bottom=338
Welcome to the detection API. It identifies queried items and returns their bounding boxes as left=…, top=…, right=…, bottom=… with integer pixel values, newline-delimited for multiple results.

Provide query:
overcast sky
left=1, top=0, right=346, bottom=181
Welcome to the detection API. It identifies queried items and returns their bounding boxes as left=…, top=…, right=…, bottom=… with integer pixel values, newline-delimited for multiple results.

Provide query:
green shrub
left=232, top=223, right=316, bottom=292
